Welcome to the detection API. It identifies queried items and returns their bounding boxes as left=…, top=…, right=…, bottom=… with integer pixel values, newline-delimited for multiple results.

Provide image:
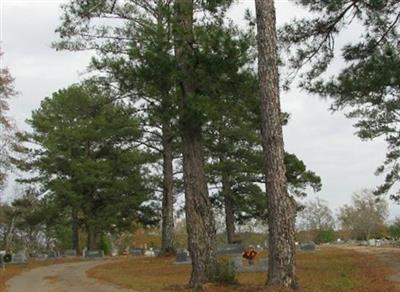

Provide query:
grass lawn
left=87, top=247, right=397, bottom=291
left=0, top=257, right=83, bottom=292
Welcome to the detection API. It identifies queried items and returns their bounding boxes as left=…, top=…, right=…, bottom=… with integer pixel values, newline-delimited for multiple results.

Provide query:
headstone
left=144, top=248, right=155, bottom=257
left=64, top=250, right=77, bottom=257
left=47, top=250, right=58, bottom=259
left=300, top=242, right=316, bottom=252
left=86, top=250, right=104, bottom=259
left=232, top=257, right=268, bottom=273
left=36, top=254, right=48, bottom=261
left=129, top=248, right=144, bottom=256
left=231, top=257, right=243, bottom=271
left=12, top=252, right=27, bottom=264
left=175, top=250, right=191, bottom=265
left=368, top=239, right=376, bottom=246
left=217, top=244, right=245, bottom=256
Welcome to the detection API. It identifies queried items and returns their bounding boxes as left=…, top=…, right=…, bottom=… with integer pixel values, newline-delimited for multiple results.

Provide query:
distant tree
left=388, top=217, right=400, bottom=239
left=0, top=50, right=16, bottom=190
left=280, top=1, right=400, bottom=200
left=0, top=202, right=15, bottom=251
left=298, top=198, right=336, bottom=243
left=339, top=190, right=388, bottom=240
left=298, top=198, right=335, bottom=231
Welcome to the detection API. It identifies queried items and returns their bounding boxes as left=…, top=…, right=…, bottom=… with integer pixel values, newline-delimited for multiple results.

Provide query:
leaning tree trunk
left=255, top=0, right=297, bottom=289
left=174, top=0, right=217, bottom=288
left=160, top=122, right=176, bottom=255
left=222, top=173, right=236, bottom=243
left=72, top=209, right=80, bottom=254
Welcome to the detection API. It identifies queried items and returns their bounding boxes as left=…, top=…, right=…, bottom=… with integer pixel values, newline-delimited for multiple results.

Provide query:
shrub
left=210, top=258, right=238, bottom=285
left=99, top=234, right=112, bottom=255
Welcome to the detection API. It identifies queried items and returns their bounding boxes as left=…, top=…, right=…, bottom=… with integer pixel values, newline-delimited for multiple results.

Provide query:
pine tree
left=280, top=0, right=400, bottom=200
left=255, top=0, right=297, bottom=288
left=18, top=83, right=155, bottom=251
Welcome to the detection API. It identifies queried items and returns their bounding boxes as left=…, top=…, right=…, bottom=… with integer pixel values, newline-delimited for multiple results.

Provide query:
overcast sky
left=1, top=0, right=399, bottom=219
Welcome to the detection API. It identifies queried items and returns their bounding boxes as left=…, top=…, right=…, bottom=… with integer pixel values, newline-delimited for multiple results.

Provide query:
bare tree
left=0, top=50, right=16, bottom=190
left=298, top=198, right=335, bottom=231
left=339, top=190, right=388, bottom=240
left=255, top=0, right=297, bottom=289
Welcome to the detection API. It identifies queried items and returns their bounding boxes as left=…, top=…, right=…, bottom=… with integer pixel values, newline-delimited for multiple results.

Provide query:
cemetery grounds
left=3, top=245, right=400, bottom=291
left=86, top=245, right=400, bottom=291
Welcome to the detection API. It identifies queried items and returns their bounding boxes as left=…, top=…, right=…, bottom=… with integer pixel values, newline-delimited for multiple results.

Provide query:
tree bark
left=174, top=0, right=217, bottom=288
left=72, top=209, right=80, bottom=254
left=222, top=173, right=236, bottom=244
left=160, top=122, right=176, bottom=255
left=87, top=225, right=97, bottom=251
left=255, top=0, right=297, bottom=289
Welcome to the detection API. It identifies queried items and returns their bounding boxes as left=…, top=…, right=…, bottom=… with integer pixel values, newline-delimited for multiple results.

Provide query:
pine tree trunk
left=174, top=0, right=217, bottom=287
left=255, top=0, right=297, bottom=289
left=222, top=173, right=235, bottom=243
left=87, top=225, right=97, bottom=251
left=160, top=122, right=176, bottom=255
left=72, top=209, right=79, bottom=254
left=182, top=127, right=217, bottom=287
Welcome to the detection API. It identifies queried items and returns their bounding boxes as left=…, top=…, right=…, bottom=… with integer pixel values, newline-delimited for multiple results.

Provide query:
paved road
left=6, top=260, right=134, bottom=292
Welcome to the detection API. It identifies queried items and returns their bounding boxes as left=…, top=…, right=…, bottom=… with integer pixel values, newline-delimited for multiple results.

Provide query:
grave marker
left=129, top=248, right=144, bottom=256
left=230, top=257, right=268, bottom=273
left=217, top=244, right=245, bottom=256
left=300, top=242, right=316, bottom=252
left=12, top=252, right=27, bottom=264
left=63, top=250, right=77, bottom=257
left=86, top=250, right=104, bottom=259
left=175, top=250, right=191, bottom=265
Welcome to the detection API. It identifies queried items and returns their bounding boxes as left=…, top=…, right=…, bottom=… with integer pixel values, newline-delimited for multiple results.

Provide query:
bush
left=99, top=234, right=112, bottom=255
left=315, top=229, right=337, bottom=244
left=210, top=258, right=238, bottom=285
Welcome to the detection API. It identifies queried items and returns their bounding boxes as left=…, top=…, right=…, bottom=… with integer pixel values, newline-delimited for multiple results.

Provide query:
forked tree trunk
left=72, top=209, right=80, bottom=254
left=255, top=0, right=297, bottom=289
left=160, top=122, right=176, bottom=255
left=87, top=225, right=97, bottom=251
left=174, top=0, right=217, bottom=288
left=222, top=173, right=236, bottom=243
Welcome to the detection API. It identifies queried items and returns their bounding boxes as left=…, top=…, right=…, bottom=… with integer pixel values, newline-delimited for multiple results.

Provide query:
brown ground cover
left=87, top=246, right=398, bottom=291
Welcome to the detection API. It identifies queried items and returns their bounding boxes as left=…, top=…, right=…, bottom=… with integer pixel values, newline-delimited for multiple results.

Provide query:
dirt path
left=6, top=260, right=134, bottom=292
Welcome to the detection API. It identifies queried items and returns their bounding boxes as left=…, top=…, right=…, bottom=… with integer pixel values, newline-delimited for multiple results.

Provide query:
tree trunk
left=255, top=0, right=297, bottom=289
left=222, top=173, right=236, bottom=244
left=87, top=225, right=97, bottom=251
left=72, top=209, right=80, bottom=254
left=174, top=0, right=217, bottom=288
left=5, top=217, right=15, bottom=251
left=160, top=122, right=176, bottom=255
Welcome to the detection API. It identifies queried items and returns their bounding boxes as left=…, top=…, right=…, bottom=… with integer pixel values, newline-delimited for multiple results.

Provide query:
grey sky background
left=1, top=0, right=399, bottom=219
